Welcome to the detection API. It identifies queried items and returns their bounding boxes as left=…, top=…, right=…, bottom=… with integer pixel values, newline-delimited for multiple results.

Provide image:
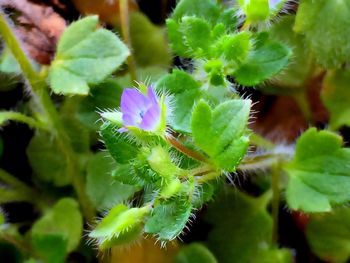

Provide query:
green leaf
left=31, top=198, right=83, bottom=253
left=145, top=197, right=192, bottom=241
left=321, top=69, right=350, bottom=130
left=166, top=19, right=188, bottom=57
left=294, top=0, right=350, bottom=68
left=285, top=128, right=350, bottom=212
left=100, top=122, right=138, bottom=164
left=156, top=70, right=201, bottom=132
left=306, top=207, right=350, bottom=263
left=180, top=17, right=212, bottom=58
left=256, top=248, right=293, bottom=263
left=76, top=79, right=123, bottom=131
left=0, top=46, right=20, bottom=74
left=205, top=189, right=277, bottom=263
left=147, top=146, right=186, bottom=180
left=191, top=100, right=250, bottom=171
left=27, top=132, right=70, bottom=186
left=49, top=16, right=129, bottom=95
left=233, top=35, right=291, bottom=86
left=216, top=8, right=238, bottom=33
left=239, top=0, right=269, bottom=22
left=32, top=234, right=67, bottom=263
left=130, top=12, right=171, bottom=68
left=175, top=243, right=217, bottom=263
left=61, top=115, right=89, bottom=153
left=86, top=153, right=137, bottom=210
left=270, top=15, right=313, bottom=89
left=171, top=0, right=220, bottom=24
left=89, top=204, right=149, bottom=248
left=0, top=209, right=4, bottom=225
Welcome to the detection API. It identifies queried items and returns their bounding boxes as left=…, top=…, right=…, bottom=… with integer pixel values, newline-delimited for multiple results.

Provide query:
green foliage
left=49, top=16, right=129, bottom=95
left=86, top=153, right=137, bottom=210
left=130, top=12, right=172, bottom=68
left=233, top=34, right=292, bottom=86
left=27, top=132, right=70, bottom=186
left=205, top=189, right=291, bottom=263
left=270, top=15, right=314, bottom=89
left=145, top=197, right=192, bottom=241
left=285, top=128, right=350, bottom=212
left=175, top=243, right=217, bottom=263
left=191, top=100, right=250, bottom=171
left=294, top=0, right=350, bottom=68
left=31, top=234, right=66, bottom=263
left=306, top=207, right=350, bottom=263
left=321, top=69, right=350, bottom=130
left=31, top=198, right=83, bottom=253
left=171, top=0, right=220, bottom=24
left=76, top=79, right=123, bottom=131
left=100, top=122, right=138, bottom=164
left=156, top=69, right=201, bottom=132
left=89, top=204, right=150, bottom=248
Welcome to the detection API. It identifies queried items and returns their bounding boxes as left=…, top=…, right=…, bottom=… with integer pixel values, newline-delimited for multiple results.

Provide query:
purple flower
left=269, top=0, right=282, bottom=8
left=119, top=87, right=161, bottom=132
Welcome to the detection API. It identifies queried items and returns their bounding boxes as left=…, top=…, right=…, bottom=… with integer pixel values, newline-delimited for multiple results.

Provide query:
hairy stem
left=250, top=132, right=276, bottom=150
left=166, top=135, right=209, bottom=163
left=119, top=0, right=137, bottom=82
left=0, top=12, right=95, bottom=222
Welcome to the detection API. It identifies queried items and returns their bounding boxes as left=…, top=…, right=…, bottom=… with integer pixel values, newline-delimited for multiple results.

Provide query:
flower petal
left=122, top=113, right=139, bottom=126
left=139, top=104, right=161, bottom=131
left=120, top=88, right=149, bottom=116
left=147, top=86, right=158, bottom=105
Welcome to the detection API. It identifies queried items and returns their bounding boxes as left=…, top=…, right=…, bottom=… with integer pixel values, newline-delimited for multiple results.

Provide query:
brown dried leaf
left=1, top=0, right=66, bottom=64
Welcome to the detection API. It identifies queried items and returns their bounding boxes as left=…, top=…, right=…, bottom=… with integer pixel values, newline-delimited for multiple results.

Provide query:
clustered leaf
left=285, top=128, right=350, bottom=212
left=49, top=16, right=129, bottom=95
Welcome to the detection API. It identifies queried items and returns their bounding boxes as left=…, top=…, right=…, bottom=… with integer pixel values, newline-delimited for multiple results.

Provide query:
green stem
left=0, top=12, right=95, bottom=222
left=119, top=0, right=137, bottom=82
left=0, top=169, right=33, bottom=193
left=271, top=162, right=281, bottom=244
left=250, top=132, right=276, bottom=150
left=293, top=92, right=314, bottom=124
left=0, top=111, right=48, bottom=130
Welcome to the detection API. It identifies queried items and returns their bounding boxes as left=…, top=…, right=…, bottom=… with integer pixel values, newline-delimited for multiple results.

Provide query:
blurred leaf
left=270, top=15, right=313, bottom=89
left=86, top=152, right=137, bottom=210
left=156, top=69, right=201, bottom=132
left=285, top=128, right=350, bottom=212
left=0, top=47, right=20, bottom=74
left=72, top=0, right=138, bottom=26
left=76, top=79, right=123, bottom=131
left=205, top=189, right=284, bottom=263
left=175, top=243, right=217, bottom=263
left=32, top=234, right=66, bottom=263
left=27, top=132, right=70, bottom=186
left=62, top=115, right=89, bottom=153
left=233, top=35, right=291, bottom=86
left=31, top=198, right=83, bottom=253
left=130, top=12, right=171, bottom=68
left=307, top=207, right=350, bottom=263
left=49, top=16, right=129, bottom=95
left=145, top=197, right=192, bottom=241
left=256, top=248, right=293, bottom=263
left=321, top=69, right=350, bottom=130
left=191, top=100, right=250, bottom=171
left=294, top=0, right=350, bottom=68
left=0, top=209, right=4, bottom=225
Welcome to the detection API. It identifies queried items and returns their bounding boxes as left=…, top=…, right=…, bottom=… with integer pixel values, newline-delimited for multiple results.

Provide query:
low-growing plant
left=1, top=0, right=350, bottom=262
